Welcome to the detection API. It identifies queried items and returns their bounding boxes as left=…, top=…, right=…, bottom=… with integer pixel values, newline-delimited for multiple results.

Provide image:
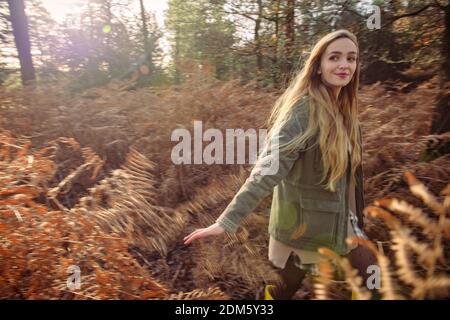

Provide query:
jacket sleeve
left=215, top=105, right=307, bottom=233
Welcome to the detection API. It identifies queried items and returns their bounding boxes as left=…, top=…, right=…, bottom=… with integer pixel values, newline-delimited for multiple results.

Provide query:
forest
left=0, top=0, right=449, bottom=301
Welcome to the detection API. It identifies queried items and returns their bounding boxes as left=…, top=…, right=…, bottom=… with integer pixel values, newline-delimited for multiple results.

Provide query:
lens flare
left=102, top=24, right=112, bottom=33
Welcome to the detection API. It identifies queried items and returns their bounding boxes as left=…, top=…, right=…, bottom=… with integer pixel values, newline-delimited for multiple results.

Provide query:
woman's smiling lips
left=335, top=73, right=349, bottom=78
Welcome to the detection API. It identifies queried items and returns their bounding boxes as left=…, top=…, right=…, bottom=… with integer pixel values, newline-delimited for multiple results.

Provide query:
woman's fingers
left=183, top=232, right=200, bottom=244
left=183, top=229, right=202, bottom=241
left=183, top=223, right=225, bottom=245
left=183, top=228, right=206, bottom=242
left=184, top=229, right=208, bottom=245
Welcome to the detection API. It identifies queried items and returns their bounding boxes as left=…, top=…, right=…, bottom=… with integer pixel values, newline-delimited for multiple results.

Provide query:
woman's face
left=318, top=37, right=358, bottom=96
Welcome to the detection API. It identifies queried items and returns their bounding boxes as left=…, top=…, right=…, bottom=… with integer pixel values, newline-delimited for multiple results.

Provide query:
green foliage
left=165, top=0, right=236, bottom=82
left=0, top=0, right=447, bottom=90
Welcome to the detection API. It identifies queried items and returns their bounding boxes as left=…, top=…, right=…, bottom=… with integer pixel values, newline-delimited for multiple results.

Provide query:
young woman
left=184, top=29, right=377, bottom=300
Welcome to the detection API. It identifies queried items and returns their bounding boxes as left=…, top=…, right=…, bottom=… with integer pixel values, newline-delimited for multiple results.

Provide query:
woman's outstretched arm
left=184, top=102, right=308, bottom=245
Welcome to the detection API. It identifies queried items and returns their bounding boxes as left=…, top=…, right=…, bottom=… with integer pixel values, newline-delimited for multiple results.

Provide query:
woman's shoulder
left=292, top=95, right=310, bottom=124
left=293, top=94, right=309, bottom=111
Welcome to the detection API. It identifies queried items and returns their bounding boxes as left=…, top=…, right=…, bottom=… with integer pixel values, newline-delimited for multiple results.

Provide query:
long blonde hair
left=267, top=29, right=362, bottom=192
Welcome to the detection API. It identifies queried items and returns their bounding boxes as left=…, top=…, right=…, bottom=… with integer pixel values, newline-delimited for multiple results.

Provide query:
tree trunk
left=282, top=0, right=295, bottom=83
left=254, top=0, right=263, bottom=76
left=7, top=0, right=35, bottom=85
left=428, top=4, right=450, bottom=156
left=139, top=0, right=154, bottom=74
left=272, top=0, right=281, bottom=87
left=174, top=25, right=181, bottom=85
left=430, top=3, right=450, bottom=134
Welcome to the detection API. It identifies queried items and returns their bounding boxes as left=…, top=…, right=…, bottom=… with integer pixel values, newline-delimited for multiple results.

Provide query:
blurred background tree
left=165, top=0, right=235, bottom=84
left=5, top=0, right=35, bottom=85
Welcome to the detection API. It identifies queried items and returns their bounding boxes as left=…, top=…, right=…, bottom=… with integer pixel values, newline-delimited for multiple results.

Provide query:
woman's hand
left=183, top=222, right=225, bottom=245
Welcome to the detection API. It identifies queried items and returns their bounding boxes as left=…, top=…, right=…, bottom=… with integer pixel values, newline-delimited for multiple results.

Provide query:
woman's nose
left=339, top=60, right=350, bottom=69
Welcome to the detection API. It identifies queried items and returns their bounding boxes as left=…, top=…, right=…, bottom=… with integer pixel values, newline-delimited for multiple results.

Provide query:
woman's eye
left=348, top=57, right=356, bottom=62
left=330, top=56, right=338, bottom=61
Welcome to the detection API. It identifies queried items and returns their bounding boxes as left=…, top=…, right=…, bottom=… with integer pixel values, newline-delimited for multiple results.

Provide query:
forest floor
left=0, top=74, right=448, bottom=299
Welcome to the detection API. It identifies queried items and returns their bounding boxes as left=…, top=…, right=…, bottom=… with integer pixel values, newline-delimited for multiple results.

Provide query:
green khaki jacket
left=216, top=96, right=365, bottom=255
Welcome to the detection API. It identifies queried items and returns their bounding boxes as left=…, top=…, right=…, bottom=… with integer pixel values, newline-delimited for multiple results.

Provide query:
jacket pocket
left=294, top=198, right=340, bottom=245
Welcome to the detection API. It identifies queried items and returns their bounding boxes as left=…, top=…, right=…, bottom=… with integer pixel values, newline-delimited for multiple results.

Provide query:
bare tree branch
left=381, top=4, right=432, bottom=29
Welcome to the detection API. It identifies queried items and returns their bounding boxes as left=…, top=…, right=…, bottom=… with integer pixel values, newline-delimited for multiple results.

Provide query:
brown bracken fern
left=315, top=171, right=449, bottom=300
left=0, top=130, right=170, bottom=299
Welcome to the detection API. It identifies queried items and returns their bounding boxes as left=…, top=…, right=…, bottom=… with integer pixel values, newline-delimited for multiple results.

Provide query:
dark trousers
left=270, top=245, right=378, bottom=300
left=270, top=252, right=307, bottom=300
left=344, top=244, right=379, bottom=288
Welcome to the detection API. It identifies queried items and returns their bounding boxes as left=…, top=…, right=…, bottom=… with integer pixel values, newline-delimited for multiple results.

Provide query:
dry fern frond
left=314, top=259, right=335, bottom=300
left=346, top=237, right=404, bottom=300
left=404, top=171, right=446, bottom=216
left=0, top=133, right=168, bottom=299
left=174, top=174, right=280, bottom=299
left=163, top=287, right=230, bottom=300
left=318, top=247, right=371, bottom=300
left=315, top=172, right=449, bottom=300
left=76, top=148, right=187, bottom=256
left=375, top=198, right=449, bottom=238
